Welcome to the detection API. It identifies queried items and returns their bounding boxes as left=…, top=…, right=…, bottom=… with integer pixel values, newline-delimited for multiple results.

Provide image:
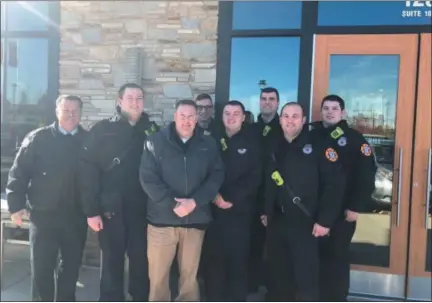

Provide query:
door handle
left=396, top=148, right=403, bottom=227
left=425, top=148, right=431, bottom=229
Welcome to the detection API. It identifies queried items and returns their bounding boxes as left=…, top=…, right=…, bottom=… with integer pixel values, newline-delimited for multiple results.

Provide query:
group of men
left=6, top=83, right=377, bottom=302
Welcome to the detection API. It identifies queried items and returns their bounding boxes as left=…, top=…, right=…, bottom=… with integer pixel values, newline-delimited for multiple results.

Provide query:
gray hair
left=55, top=95, right=83, bottom=108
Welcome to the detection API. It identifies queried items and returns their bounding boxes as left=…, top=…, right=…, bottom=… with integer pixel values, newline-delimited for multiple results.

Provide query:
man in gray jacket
left=140, top=99, right=224, bottom=302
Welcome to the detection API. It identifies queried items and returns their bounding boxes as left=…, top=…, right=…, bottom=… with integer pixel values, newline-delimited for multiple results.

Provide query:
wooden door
left=406, top=33, right=432, bottom=301
left=311, top=34, right=418, bottom=299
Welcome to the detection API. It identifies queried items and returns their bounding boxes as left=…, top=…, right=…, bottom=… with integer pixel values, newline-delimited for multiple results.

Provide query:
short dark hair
left=224, top=100, right=245, bottom=113
left=280, top=102, right=305, bottom=117
left=118, top=83, right=145, bottom=98
left=195, top=93, right=213, bottom=103
left=245, top=110, right=255, bottom=123
left=55, top=95, right=83, bottom=109
left=321, top=94, right=345, bottom=111
left=175, top=99, right=197, bottom=110
left=260, top=87, right=280, bottom=102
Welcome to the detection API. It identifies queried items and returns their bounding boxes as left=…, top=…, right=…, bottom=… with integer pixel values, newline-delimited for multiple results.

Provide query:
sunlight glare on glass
left=16, top=1, right=59, bottom=31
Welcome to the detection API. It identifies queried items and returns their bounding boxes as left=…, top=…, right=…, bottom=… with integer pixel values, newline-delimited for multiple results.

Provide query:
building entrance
left=311, top=33, right=431, bottom=301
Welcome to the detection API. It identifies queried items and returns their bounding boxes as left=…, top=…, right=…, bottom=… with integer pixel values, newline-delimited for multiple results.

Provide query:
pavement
left=1, top=244, right=100, bottom=301
left=1, top=243, right=266, bottom=302
left=1, top=210, right=429, bottom=301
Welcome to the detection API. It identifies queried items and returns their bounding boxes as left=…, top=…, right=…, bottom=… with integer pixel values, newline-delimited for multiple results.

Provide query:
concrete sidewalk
left=1, top=244, right=100, bottom=301
left=1, top=244, right=265, bottom=302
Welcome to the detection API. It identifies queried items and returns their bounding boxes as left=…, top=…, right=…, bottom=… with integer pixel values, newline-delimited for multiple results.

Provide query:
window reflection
left=328, top=54, right=400, bottom=268
left=229, top=37, right=300, bottom=118
left=2, top=38, right=49, bottom=159
left=6, top=1, right=50, bottom=31
left=233, top=1, right=302, bottom=30
left=318, top=1, right=432, bottom=26
left=1, top=2, right=5, bottom=31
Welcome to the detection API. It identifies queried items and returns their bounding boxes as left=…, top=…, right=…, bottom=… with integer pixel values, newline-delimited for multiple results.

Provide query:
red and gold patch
left=325, top=148, right=338, bottom=162
left=360, top=143, right=372, bottom=156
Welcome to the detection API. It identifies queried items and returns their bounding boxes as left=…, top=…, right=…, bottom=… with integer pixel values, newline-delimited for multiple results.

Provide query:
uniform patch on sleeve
left=337, top=136, right=347, bottom=146
left=237, top=148, right=247, bottom=154
left=360, top=143, right=372, bottom=156
left=271, top=170, right=284, bottom=186
left=302, top=144, right=313, bottom=154
left=325, top=148, right=339, bottom=162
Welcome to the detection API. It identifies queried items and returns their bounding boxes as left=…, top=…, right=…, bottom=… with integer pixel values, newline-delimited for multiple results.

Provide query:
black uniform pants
left=266, top=214, right=319, bottom=301
left=98, top=209, right=149, bottom=302
left=29, top=210, right=87, bottom=302
left=248, top=211, right=267, bottom=292
left=319, top=219, right=356, bottom=301
left=203, top=216, right=251, bottom=301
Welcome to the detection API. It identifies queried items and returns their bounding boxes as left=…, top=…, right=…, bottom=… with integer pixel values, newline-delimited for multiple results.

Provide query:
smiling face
left=55, top=98, right=82, bottom=132
left=280, top=103, right=306, bottom=138
left=174, top=104, right=198, bottom=139
left=223, top=104, right=245, bottom=133
left=321, top=100, right=345, bottom=126
left=118, top=87, right=144, bottom=121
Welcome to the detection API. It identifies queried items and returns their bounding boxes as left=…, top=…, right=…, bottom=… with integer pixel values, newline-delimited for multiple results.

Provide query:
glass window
left=229, top=37, right=301, bottom=119
left=3, top=38, right=49, bottom=155
left=1, top=2, right=5, bottom=31
left=328, top=54, right=400, bottom=268
left=1, top=38, right=4, bottom=123
left=233, top=1, right=302, bottom=30
left=318, top=1, right=432, bottom=26
left=6, top=1, right=50, bottom=31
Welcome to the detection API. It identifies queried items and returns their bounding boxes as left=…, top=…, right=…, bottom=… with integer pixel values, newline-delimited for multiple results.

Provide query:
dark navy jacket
left=140, top=123, right=224, bottom=227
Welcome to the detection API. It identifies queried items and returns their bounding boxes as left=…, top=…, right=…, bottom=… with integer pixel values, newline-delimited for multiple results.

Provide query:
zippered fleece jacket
left=139, top=122, right=225, bottom=227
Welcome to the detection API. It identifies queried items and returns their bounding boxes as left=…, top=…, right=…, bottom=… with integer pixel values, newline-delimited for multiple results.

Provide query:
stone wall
left=59, top=1, right=219, bottom=266
left=59, top=1, right=219, bottom=129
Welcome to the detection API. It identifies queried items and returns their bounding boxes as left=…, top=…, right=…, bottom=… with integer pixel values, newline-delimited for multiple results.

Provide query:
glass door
left=407, top=33, right=432, bottom=301
left=311, top=34, right=419, bottom=299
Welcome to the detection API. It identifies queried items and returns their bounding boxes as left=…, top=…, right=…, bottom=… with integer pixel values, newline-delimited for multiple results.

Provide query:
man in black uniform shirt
left=203, top=101, right=262, bottom=301
left=261, top=102, right=345, bottom=301
left=309, top=95, right=377, bottom=302
left=6, top=95, right=87, bottom=301
left=79, top=83, right=159, bottom=301
left=249, top=87, right=283, bottom=295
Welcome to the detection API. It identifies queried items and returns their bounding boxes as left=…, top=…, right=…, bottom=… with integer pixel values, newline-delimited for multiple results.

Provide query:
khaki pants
left=147, top=224, right=205, bottom=301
